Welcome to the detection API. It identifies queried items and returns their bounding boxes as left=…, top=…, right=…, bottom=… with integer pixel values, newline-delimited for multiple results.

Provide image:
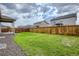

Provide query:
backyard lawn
left=14, top=32, right=79, bottom=56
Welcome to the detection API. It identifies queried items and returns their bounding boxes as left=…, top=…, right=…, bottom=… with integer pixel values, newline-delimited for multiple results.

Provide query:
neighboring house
left=50, top=11, right=79, bottom=26
left=34, top=20, right=51, bottom=27
left=34, top=11, right=79, bottom=27
left=17, top=25, right=35, bottom=28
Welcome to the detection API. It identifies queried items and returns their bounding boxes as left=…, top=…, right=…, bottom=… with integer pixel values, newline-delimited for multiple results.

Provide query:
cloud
left=1, top=3, right=16, bottom=9
left=1, top=3, right=79, bottom=27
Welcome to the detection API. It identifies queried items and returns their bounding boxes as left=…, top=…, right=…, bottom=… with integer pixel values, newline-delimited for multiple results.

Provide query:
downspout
left=12, top=22, right=15, bottom=34
left=0, top=9, right=1, bottom=33
left=0, top=23, right=1, bottom=33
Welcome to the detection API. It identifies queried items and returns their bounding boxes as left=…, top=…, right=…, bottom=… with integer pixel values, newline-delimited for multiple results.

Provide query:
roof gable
left=34, top=20, right=49, bottom=25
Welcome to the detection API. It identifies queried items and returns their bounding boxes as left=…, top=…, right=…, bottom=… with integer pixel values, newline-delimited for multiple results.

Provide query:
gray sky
left=0, top=3, right=79, bottom=27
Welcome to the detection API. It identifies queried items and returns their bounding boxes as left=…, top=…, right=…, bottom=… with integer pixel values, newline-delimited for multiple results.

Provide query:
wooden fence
left=29, top=25, right=79, bottom=35
left=15, top=28, right=29, bottom=33
left=1, top=28, right=10, bottom=32
left=1, top=25, right=79, bottom=35
left=1, top=28, right=30, bottom=33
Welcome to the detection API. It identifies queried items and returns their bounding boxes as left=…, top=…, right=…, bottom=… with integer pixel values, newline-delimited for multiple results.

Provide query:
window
left=55, top=23, right=63, bottom=26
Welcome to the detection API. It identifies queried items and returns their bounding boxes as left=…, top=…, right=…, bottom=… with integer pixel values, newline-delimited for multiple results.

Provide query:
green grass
left=14, top=32, right=79, bottom=56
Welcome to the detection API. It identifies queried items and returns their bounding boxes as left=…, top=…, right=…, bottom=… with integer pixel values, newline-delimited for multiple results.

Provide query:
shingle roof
left=34, top=20, right=49, bottom=24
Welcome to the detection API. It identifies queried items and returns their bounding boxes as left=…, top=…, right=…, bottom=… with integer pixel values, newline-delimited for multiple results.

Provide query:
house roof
left=34, top=20, right=49, bottom=24
left=0, top=15, right=16, bottom=23
left=51, top=11, right=77, bottom=21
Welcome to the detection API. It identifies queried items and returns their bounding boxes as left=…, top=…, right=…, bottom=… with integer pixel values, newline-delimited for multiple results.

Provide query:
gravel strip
left=0, top=34, right=25, bottom=56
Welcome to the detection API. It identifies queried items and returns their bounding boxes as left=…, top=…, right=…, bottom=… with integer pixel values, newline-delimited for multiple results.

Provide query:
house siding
left=51, top=17, right=77, bottom=25
left=76, top=12, right=79, bottom=25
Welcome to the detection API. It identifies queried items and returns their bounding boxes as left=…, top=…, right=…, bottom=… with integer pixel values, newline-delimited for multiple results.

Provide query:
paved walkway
left=0, top=34, right=25, bottom=56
